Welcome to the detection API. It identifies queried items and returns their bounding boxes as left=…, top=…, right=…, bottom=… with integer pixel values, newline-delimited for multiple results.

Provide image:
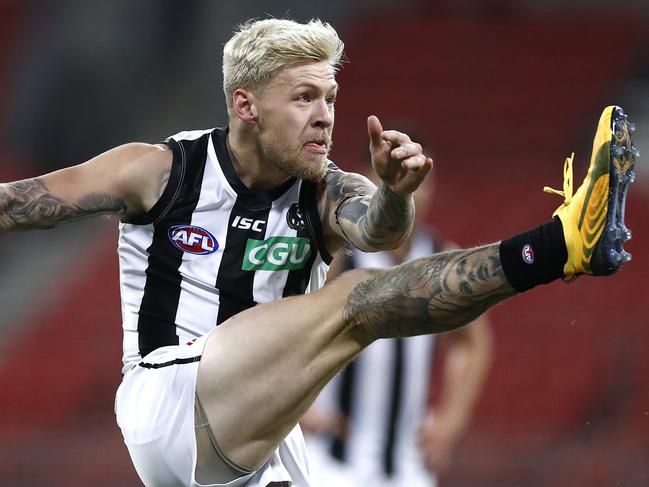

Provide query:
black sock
left=499, top=217, right=568, bottom=292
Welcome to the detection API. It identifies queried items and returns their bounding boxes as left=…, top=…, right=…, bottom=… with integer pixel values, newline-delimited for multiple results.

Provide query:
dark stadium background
left=1, top=1, right=648, bottom=486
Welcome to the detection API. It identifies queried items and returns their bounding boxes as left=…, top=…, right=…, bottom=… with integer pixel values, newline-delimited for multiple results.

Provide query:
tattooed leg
left=343, top=243, right=514, bottom=340
left=196, top=245, right=511, bottom=469
left=0, top=178, right=127, bottom=232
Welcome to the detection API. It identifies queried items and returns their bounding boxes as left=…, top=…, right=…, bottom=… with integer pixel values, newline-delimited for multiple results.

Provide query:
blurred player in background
left=302, top=171, right=493, bottom=487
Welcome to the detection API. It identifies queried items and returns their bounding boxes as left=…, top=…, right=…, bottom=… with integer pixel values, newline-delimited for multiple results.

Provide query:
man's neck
left=227, top=125, right=291, bottom=192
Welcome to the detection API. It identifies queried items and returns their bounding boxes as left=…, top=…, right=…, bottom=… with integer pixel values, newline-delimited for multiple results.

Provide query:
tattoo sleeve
left=0, top=178, right=127, bottom=232
left=324, top=169, right=414, bottom=251
left=342, top=244, right=515, bottom=339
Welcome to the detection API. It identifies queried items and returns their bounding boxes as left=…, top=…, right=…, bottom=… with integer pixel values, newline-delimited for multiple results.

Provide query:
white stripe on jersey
left=118, top=222, right=155, bottom=368
left=252, top=183, right=301, bottom=304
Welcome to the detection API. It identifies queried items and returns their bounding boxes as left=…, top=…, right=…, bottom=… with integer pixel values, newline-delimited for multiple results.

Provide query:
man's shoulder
left=164, top=127, right=222, bottom=143
left=319, top=162, right=375, bottom=198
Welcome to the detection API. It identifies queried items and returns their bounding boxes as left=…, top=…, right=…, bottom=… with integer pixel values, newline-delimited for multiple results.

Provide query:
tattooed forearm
left=325, top=169, right=414, bottom=251
left=357, top=185, right=413, bottom=249
left=0, top=178, right=127, bottom=232
left=342, top=244, right=515, bottom=340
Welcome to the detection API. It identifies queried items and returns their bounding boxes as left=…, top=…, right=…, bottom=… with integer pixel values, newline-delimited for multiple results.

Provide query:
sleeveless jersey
left=117, top=127, right=332, bottom=372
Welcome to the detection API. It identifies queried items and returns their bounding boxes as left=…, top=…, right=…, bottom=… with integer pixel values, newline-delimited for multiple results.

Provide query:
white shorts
left=115, top=334, right=311, bottom=487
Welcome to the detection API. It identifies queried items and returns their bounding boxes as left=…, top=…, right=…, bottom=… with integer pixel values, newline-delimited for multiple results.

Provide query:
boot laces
left=543, top=152, right=574, bottom=205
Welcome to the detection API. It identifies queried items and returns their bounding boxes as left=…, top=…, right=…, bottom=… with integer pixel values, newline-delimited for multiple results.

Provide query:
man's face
left=253, top=61, right=337, bottom=181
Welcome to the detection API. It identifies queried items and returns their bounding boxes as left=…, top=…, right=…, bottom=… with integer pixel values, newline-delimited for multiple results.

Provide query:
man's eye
left=298, top=94, right=311, bottom=102
left=326, top=97, right=336, bottom=105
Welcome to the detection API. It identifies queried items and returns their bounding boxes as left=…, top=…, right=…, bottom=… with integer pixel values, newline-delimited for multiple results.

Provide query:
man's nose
left=313, top=98, right=333, bottom=128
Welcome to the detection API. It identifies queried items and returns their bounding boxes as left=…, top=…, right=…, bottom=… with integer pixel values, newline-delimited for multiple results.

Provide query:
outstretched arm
left=321, top=116, right=433, bottom=253
left=0, top=143, right=172, bottom=233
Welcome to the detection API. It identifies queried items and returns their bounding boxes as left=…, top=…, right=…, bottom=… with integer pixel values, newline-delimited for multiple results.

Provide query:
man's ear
left=232, top=89, right=258, bottom=124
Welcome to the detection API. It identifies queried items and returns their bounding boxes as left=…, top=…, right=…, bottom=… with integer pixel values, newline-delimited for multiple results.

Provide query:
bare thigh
left=195, top=268, right=375, bottom=470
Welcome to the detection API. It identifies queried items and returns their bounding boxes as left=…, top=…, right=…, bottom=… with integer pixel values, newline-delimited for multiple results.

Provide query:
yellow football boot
left=544, top=105, right=637, bottom=277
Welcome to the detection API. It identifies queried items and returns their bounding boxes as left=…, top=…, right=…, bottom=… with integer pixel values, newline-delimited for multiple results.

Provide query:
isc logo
left=168, top=225, right=218, bottom=255
left=231, top=216, right=266, bottom=232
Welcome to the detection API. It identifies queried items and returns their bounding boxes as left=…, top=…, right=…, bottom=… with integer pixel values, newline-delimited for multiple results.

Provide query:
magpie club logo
left=286, top=203, right=306, bottom=231
left=168, top=225, right=218, bottom=255
left=521, top=244, right=535, bottom=265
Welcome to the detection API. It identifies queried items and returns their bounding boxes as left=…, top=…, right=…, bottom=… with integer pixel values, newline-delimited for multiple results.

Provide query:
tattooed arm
left=320, top=167, right=415, bottom=253
left=0, top=143, right=172, bottom=233
left=320, top=117, right=433, bottom=254
left=0, top=178, right=126, bottom=231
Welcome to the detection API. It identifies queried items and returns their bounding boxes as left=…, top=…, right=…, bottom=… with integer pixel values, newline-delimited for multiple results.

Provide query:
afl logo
left=168, top=225, right=218, bottom=255
left=521, top=244, right=535, bottom=265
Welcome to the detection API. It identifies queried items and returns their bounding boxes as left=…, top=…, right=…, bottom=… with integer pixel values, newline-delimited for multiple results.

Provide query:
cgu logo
left=242, top=236, right=311, bottom=271
left=168, top=225, right=218, bottom=255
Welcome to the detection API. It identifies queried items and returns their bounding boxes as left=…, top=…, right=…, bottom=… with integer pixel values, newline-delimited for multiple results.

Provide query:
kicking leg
left=195, top=243, right=516, bottom=473
left=195, top=105, right=636, bottom=475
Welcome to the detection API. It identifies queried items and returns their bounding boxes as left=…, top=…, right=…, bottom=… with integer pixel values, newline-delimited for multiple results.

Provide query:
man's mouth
left=304, top=138, right=329, bottom=154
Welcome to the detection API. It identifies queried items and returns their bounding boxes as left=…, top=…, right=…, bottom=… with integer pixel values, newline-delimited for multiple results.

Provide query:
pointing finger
left=367, top=115, right=384, bottom=149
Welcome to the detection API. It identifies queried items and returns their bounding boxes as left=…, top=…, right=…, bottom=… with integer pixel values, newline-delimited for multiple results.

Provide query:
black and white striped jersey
left=118, top=127, right=332, bottom=372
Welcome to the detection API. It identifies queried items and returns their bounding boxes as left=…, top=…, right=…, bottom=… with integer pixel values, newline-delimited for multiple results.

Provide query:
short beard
left=258, top=132, right=329, bottom=182
left=274, top=157, right=328, bottom=182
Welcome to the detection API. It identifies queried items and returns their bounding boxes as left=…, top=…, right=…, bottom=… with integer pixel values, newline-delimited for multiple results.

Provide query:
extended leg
left=195, top=104, right=636, bottom=477
left=195, top=244, right=515, bottom=472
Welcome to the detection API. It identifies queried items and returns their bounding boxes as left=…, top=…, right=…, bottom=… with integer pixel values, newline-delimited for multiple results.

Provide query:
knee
left=326, top=267, right=379, bottom=308
left=332, top=267, right=383, bottom=343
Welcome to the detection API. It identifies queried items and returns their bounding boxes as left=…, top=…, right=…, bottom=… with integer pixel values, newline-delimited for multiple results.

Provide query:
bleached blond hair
left=223, top=18, right=344, bottom=115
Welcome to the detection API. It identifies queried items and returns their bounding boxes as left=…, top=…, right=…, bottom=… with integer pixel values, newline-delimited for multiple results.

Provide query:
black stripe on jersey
left=138, top=355, right=201, bottom=369
left=282, top=181, right=320, bottom=297
left=330, top=360, right=356, bottom=461
left=215, top=196, right=270, bottom=324
left=383, top=338, right=404, bottom=476
left=301, top=180, right=333, bottom=265
left=136, top=133, right=210, bottom=358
